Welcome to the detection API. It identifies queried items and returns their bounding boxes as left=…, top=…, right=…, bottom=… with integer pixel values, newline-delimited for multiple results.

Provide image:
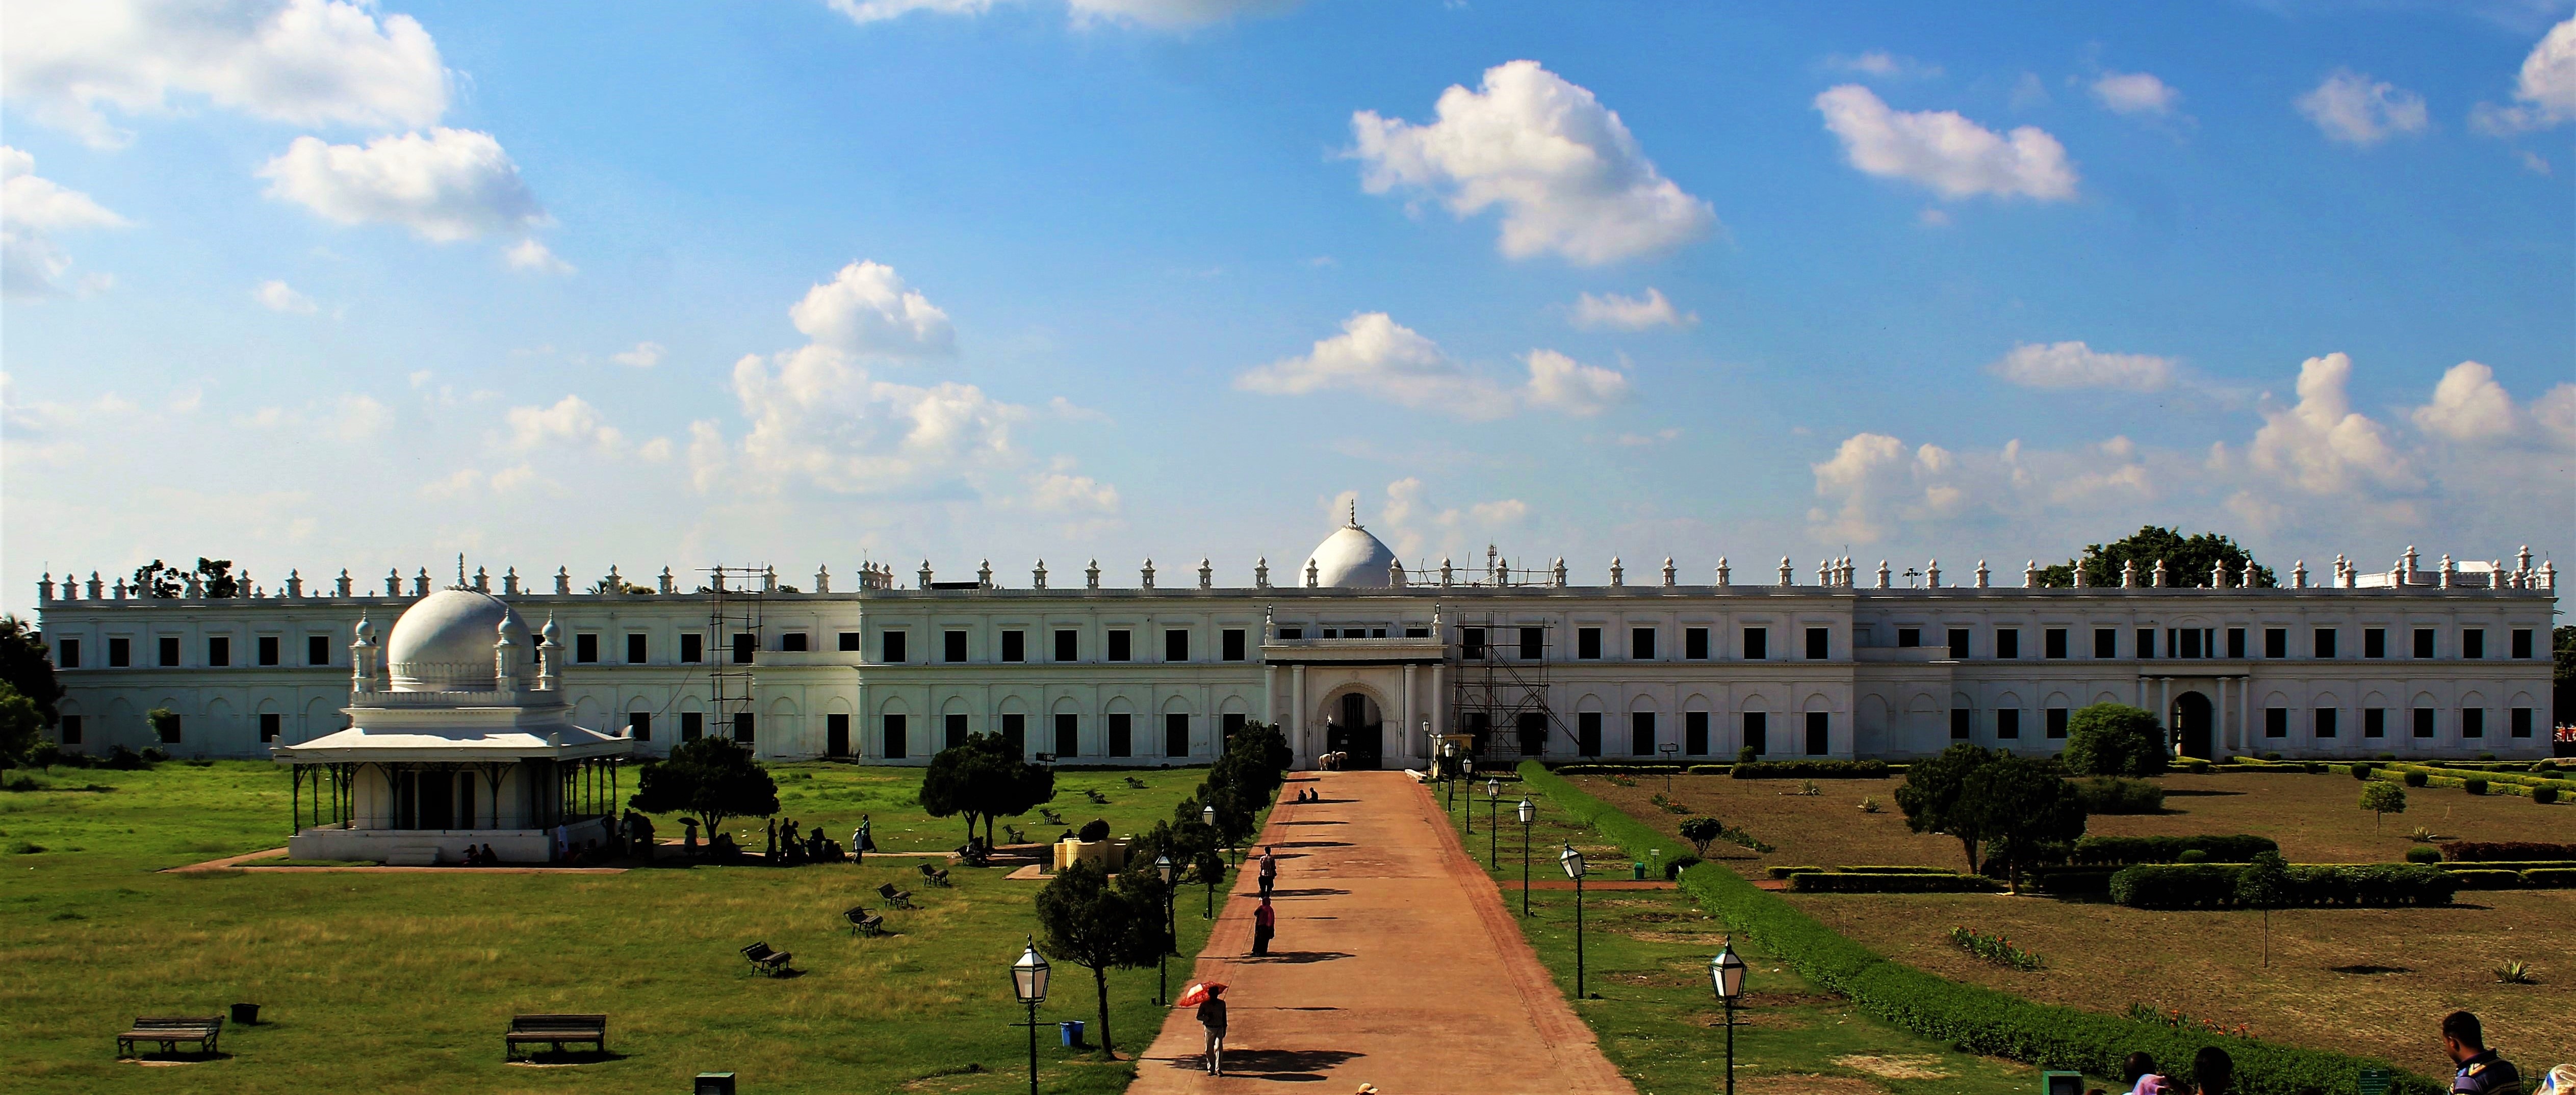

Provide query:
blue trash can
left=1059, top=1020, right=1085, bottom=1047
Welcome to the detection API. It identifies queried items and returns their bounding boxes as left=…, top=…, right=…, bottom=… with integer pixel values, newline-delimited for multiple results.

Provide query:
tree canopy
left=626, top=736, right=779, bottom=837
left=2033, top=526, right=2274, bottom=588
left=2358, top=781, right=2407, bottom=831
left=0, top=683, right=42, bottom=768
left=1034, top=861, right=1167, bottom=1058
left=1960, top=755, right=2087, bottom=892
left=1895, top=743, right=2001, bottom=871
left=918, top=732, right=1055, bottom=844
left=0, top=615, right=62, bottom=729
left=2235, top=850, right=2295, bottom=967
left=2060, top=702, right=2169, bottom=777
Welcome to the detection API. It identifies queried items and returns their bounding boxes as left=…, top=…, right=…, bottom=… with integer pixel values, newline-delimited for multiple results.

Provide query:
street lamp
left=1560, top=843, right=1587, bottom=1000
left=1485, top=778, right=1501, bottom=868
left=1711, top=938, right=1747, bottom=1095
left=1441, top=741, right=1457, bottom=809
left=1011, top=937, right=1051, bottom=1095
left=1153, top=854, right=1175, bottom=1006
left=1516, top=797, right=1536, bottom=915
left=1461, top=757, right=1475, bottom=833
left=1201, top=804, right=1220, bottom=918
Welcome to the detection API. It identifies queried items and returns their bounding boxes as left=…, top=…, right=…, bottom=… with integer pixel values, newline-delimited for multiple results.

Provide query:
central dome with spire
left=1303, top=502, right=1398, bottom=588
left=384, top=587, right=526, bottom=692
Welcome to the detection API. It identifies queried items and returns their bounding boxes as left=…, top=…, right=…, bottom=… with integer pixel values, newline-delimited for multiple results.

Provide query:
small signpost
left=2355, top=1067, right=2393, bottom=1095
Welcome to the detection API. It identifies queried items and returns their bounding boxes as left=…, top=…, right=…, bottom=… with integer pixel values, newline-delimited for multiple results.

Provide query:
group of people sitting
left=767, top=816, right=852, bottom=865
left=1291, top=787, right=1322, bottom=803
left=456, top=843, right=502, bottom=866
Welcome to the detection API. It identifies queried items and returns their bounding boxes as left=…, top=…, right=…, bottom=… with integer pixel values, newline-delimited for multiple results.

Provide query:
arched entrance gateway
left=1324, top=690, right=1384, bottom=770
left=2173, top=690, right=2215, bottom=761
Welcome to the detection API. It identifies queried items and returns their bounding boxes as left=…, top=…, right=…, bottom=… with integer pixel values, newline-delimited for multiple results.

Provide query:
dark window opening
left=1631, top=628, right=1656, bottom=660
left=257, top=636, right=279, bottom=666
left=2462, top=708, right=2484, bottom=739
left=731, top=633, right=754, bottom=664
left=1806, top=627, right=1830, bottom=660
left=1107, top=630, right=1131, bottom=662
left=882, top=714, right=905, bottom=759
left=2046, top=708, right=2069, bottom=739
left=157, top=713, right=182, bottom=743
left=1950, top=709, right=1972, bottom=740
left=2226, top=628, right=2246, bottom=659
left=1278, top=627, right=1304, bottom=640
left=839, top=632, right=861, bottom=652
left=1222, top=629, right=1247, bottom=662
left=1897, top=627, right=1922, bottom=648
left=2509, top=628, right=2533, bottom=659
left=2177, top=629, right=2203, bottom=659
left=1997, top=709, right=2020, bottom=740
left=1630, top=712, right=1655, bottom=756
left=628, top=634, right=650, bottom=663
left=2094, top=629, right=2117, bottom=659
left=58, top=638, right=80, bottom=669
left=1107, top=713, right=1132, bottom=758
left=2510, top=708, right=2533, bottom=738
left=1164, top=629, right=1189, bottom=662
left=575, top=633, right=599, bottom=664
left=2044, top=629, right=2068, bottom=660
left=2462, top=629, right=2484, bottom=660
left=308, top=635, right=330, bottom=666
left=734, top=712, right=755, bottom=744
left=630, top=712, right=652, bottom=741
left=2314, top=628, right=2337, bottom=658
left=682, top=712, right=704, bottom=742
left=1517, top=627, right=1543, bottom=660
left=2263, top=628, right=2286, bottom=659
left=2264, top=708, right=2287, bottom=738
left=827, top=713, right=850, bottom=756
left=1576, top=628, right=1602, bottom=660
left=1165, top=713, right=1190, bottom=757
left=1462, top=627, right=1487, bottom=660
left=1806, top=711, right=1829, bottom=755
left=882, top=631, right=907, bottom=664
left=944, top=630, right=968, bottom=663
left=1685, top=627, right=1710, bottom=660
left=260, top=713, right=280, bottom=742
left=2412, top=628, right=2435, bottom=659
left=1054, top=713, right=1078, bottom=757
left=2411, top=708, right=2434, bottom=738
left=1994, top=629, right=2018, bottom=660
left=207, top=636, right=230, bottom=667
left=1685, top=711, right=1710, bottom=755
left=945, top=713, right=968, bottom=749
left=1000, top=713, right=1023, bottom=757
left=1947, top=629, right=1970, bottom=659
left=2136, top=628, right=2156, bottom=660
left=1001, top=630, right=1025, bottom=663
left=681, top=633, right=704, bottom=663
left=1223, top=713, right=1247, bottom=741
left=158, top=636, right=179, bottom=667
left=110, top=637, right=132, bottom=668
left=2314, top=709, right=2337, bottom=738
left=1743, top=627, right=1768, bottom=660
left=2363, top=708, right=2385, bottom=738
left=1577, top=712, right=1602, bottom=757
left=60, top=715, right=82, bottom=745
left=1743, top=712, right=1767, bottom=755
left=1054, top=629, right=1077, bottom=662
left=780, top=632, right=808, bottom=653
left=2363, top=628, right=2386, bottom=658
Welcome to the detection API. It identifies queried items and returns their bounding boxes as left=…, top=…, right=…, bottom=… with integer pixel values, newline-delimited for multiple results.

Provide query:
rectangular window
left=734, top=712, right=755, bottom=744
left=1743, top=627, right=1768, bottom=660
left=1807, top=711, right=1830, bottom=755
left=827, top=713, right=851, bottom=757
left=2462, top=629, right=2485, bottom=660
left=2044, top=628, right=2068, bottom=660
left=2363, top=628, right=2386, bottom=658
left=2411, top=628, right=2434, bottom=659
left=1164, top=629, right=1189, bottom=663
left=1054, top=713, right=1078, bottom=757
left=2136, top=628, right=2156, bottom=660
left=1054, top=629, right=1077, bottom=662
left=630, top=712, right=652, bottom=741
left=945, top=713, right=969, bottom=749
left=2314, top=709, right=2337, bottom=738
left=2094, top=629, right=2117, bottom=659
left=157, top=713, right=182, bottom=743
left=1222, top=713, right=1247, bottom=741
left=59, top=638, right=82, bottom=669
left=260, top=713, right=280, bottom=743
left=944, top=630, right=968, bottom=663
left=1898, top=628, right=1922, bottom=648
left=110, top=637, right=132, bottom=668
left=2263, top=628, right=2286, bottom=659
left=2265, top=708, right=2287, bottom=738
left=999, top=713, right=1023, bottom=758
left=681, top=633, right=704, bottom=664
left=1630, top=712, right=1655, bottom=756
left=2363, top=708, right=2386, bottom=739
left=2178, top=629, right=2203, bottom=659
left=2046, top=708, right=2069, bottom=739
left=1577, top=628, right=1602, bottom=660
left=1994, top=629, right=2019, bottom=660
left=208, top=636, right=231, bottom=667
left=1107, top=630, right=1131, bottom=662
left=1997, top=708, right=2020, bottom=740
left=1222, top=629, right=1247, bottom=662
left=780, top=632, right=808, bottom=653
left=1807, top=627, right=1830, bottom=660
left=1001, top=630, right=1026, bottom=663
left=1743, top=712, right=1767, bottom=756
left=1165, top=713, right=1190, bottom=757
left=1518, top=627, right=1543, bottom=660
left=2411, top=708, right=2435, bottom=738
left=731, top=633, right=754, bottom=664
left=1950, top=708, right=1972, bottom=740
left=158, top=636, right=180, bottom=667
left=574, top=633, right=599, bottom=664
left=627, top=634, right=649, bottom=664
left=60, top=715, right=82, bottom=745
left=681, top=712, right=704, bottom=742
left=2510, top=708, right=2533, bottom=738
left=1685, top=627, right=1710, bottom=660
left=1107, top=714, right=1131, bottom=758
left=1947, top=628, right=1970, bottom=659
left=1577, top=712, right=1602, bottom=757
left=882, top=714, right=906, bottom=759
left=1462, top=627, right=1487, bottom=660
left=1685, top=711, right=1710, bottom=755
left=2462, top=708, right=2484, bottom=739
left=839, top=632, right=861, bottom=652
left=308, top=635, right=330, bottom=666
left=1632, top=628, right=1656, bottom=660
left=2227, top=628, right=2247, bottom=659
left=255, top=636, right=279, bottom=666
left=881, top=631, right=906, bottom=663
left=2314, top=628, right=2337, bottom=659
left=2511, top=628, right=2534, bottom=659
left=1404, top=627, right=1429, bottom=639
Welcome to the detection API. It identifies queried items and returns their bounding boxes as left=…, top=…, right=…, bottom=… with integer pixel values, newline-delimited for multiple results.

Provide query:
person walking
left=851, top=823, right=866, bottom=864
left=1195, top=985, right=1227, bottom=1076
left=858, top=815, right=877, bottom=853
left=1251, top=896, right=1277, bottom=957
left=1257, top=846, right=1278, bottom=898
left=2441, top=1010, right=2523, bottom=1093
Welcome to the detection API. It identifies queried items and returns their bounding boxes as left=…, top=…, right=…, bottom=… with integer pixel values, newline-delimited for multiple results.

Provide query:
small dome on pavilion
left=385, top=588, right=523, bottom=692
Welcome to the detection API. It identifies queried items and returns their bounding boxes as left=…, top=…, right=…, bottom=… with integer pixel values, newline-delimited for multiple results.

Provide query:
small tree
left=627, top=736, right=780, bottom=837
left=1034, top=861, right=1166, bottom=1058
left=920, top=732, right=1057, bottom=845
left=1896, top=743, right=2000, bottom=872
left=1678, top=817, right=1724, bottom=858
left=2033, top=526, right=2275, bottom=589
left=2359, top=781, right=2407, bottom=833
left=1960, top=757, right=2088, bottom=893
left=0, top=615, right=62, bottom=731
left=0, top=683, right=41, bottom=767
left=2235, top=850, right=2295, bottom=968
left=2060, top=702, right=2169, bottom=776
left=146, top=707, right=181, bottom=745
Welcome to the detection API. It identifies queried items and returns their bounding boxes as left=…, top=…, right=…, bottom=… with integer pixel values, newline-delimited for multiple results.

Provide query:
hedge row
left=2521, top=868, right=2576, bottom=887
left=2107, top=863, right=2457, bottom=909
left=1729, top=760, right=1893, bottom=779
left=1766, top=864, right=1965, bottom=879
left=1552, top=763, right=1729, bottom=775
left=1788, top=872, right=2001, bottom=893
left=2069, top=834, right=2280, bottom=866
left=1518, top=762, right=2441, bottom=1095
left=2438, top=840, right=2576, bottom=862
left=2430, top=860, right=2576, bottom=872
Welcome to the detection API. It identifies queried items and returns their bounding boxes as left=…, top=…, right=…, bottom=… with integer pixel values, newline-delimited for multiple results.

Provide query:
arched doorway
left=1324, top=691, right=1384, bottom=770
left=2173, top=691, right=2214, bottom=761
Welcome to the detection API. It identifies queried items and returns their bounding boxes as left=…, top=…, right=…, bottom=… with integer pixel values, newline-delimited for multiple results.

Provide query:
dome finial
left=1348, top=496, right=1360, bottom=528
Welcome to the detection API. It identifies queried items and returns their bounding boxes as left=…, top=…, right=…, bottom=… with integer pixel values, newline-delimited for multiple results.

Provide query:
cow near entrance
left=1324, top=691, right=1384, bottom=770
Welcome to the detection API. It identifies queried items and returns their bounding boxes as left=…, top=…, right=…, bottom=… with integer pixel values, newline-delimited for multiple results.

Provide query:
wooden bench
left=741, top=942, right=793, bottom=976
left=1039, top=808, right=1065, bottom=825
left=504, top=1013, right=607, bottom=1059
left=1084, top=789, right=1110, bottom=804
left=878, top=881, right=916, bottom=908
left=920, top=863, right=951, bottom=887
left=1003, top=825, right=1027, bottom=845
left=1124, top=775, right=1148, bottom=789
left=117, top=1016, right=223, bottom=1058
left=843, top=905, right=886, bottom=936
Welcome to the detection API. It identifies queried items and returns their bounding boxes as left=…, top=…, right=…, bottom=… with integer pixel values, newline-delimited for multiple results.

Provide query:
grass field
left=1569, top=770, right=2574, bottom=1082
left=0, top=760, right=1244, bottom=1094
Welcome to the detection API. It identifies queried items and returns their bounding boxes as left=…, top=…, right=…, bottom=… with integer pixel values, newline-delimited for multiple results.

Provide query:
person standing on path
left=1251, top=896, right=1276, bottom=957
left=1196, top=986, right=1227, bottom=1076
left=1257, top=847, right=1277, bottom=898
left=858, top=815, right=877, bottom=853
left=851, top=823, right=866, bottom=864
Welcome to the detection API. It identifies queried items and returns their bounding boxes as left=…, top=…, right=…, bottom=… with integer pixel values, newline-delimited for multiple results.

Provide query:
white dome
left=385, top=588, right=522, bottom=692
left=1304, top=523, right=1398, bottom=588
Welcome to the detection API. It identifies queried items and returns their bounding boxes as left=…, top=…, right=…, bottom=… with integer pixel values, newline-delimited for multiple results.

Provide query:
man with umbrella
left=1180, top=981, right=1227, bottom=1076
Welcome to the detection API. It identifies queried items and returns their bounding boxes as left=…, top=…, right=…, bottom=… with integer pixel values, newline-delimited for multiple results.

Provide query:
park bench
left=878, top=881, right=916, bottom=908
left=920, top=863, right=952, bottom=886
left=843, top=905, right=886, bottom=936
left=117, top=1016, right=223, bottom=1058
left=1124, top=775, right=1148, bottom=789
left=504, top=1013, right=607, bottom=1059
left=1003, top=825, right=1027, bottom=845
left=1084, top=789, right=1110, bottom=804
left=1039, top=808, right=1065, bottom=825
left=740, top=942, right=793, bottom=976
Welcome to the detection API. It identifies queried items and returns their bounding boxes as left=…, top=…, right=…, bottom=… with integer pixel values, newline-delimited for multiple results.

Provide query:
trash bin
left=1631, top=862, right=1646, bottom=881
left=1059, top=1020, right=1085, bottom=1047
left=229, top=1003, right=260, bottom=1026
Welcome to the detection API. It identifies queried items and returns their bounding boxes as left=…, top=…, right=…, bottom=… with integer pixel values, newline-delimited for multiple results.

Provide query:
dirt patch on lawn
left=1835, top=1053, right=1954, bottom=1079
left=1735, top=1074, right=1882, bottom=1094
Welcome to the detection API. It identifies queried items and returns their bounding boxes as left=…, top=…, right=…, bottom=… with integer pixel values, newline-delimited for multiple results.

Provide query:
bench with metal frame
left=843, top=905, right=887, bottom=936
left=740, top=942, right=793, bottom=976
left=117, top=1016, right=223, bottom=1058
left=504, top=1013, right=607, bottom=1059
left=878, top=881, right=916, bottom=908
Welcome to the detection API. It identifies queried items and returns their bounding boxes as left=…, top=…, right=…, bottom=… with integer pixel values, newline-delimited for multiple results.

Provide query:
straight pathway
left=1129, top=770, right=1634, bottom=1094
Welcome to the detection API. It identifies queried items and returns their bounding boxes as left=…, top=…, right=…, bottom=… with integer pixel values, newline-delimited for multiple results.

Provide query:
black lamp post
left=1201, top=803, right=1219, bottom=918
left=1461, top=757, right=1475, bottom=834
left=1516, top=797, right=1535, bottom=915
left=1012, top=937, right=1051, bottom=1095
left=1711, top=938, right=1747, bottom=1095
left=1485, top=778, right=1501, bottom=868
left=1560, top=843, right=1587, bottom=999
left=1441, top=741, right=1456, bottom=810
left=1154, top=853, right=1175, bottom=1006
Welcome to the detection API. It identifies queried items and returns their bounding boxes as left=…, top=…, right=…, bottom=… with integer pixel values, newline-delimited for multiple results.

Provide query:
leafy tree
left=2033, top=526, right=2275, bottom=589
left=0, top=683, right=42, bottom=767
left=1678, top=816, right=1725, bottom=858
left=2358, top=781, right=2407, bottom=833
left=0, top=615, right=63, bottom=729
left=918, top=732, right=1056, bottom=845
left=626, top=736, right=779, bottom=837
left=1895, top=743, right=2001, bottom=872
left=1960, top=756, right=2088, bottom=893
left=2060, top=702, right=2169, bottom=776
left=2235, top=851, right=2294, bottom=968
left=193, top=558, right=242, bottom=598
left=1034, top=861, right=1167, bottom=1058
left=146, top=707, right=180, bottom=744
left=132, top=560, right=183, bottom=598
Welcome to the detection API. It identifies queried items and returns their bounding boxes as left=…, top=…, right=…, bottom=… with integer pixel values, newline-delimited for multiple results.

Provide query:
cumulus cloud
left=2472, top=16, right=2576, bottom=133
left=789, top=261, right=956, bottom=357
left=1235, top=312, right=1632, bottom=420
left=1351, top=60, right=1717, bottom=265
left=504, top=238, right=573, bottom=274
left=1823, top=50, right=1941, bottom=80
left=826, top=0, right=1293, bottom=28
left=611, top=342, right=665, bottom=369
left=0, top=0, right=448, bottom=147
left=2, top=146, right=127, bottom=298
left=1569, top=287, right=1693, bottom=331
left=505, top=395, right=626, bottom=454
left=2240, top=352, right=2417, bottom=496
left=1989, top=341, right=2176, bottom=392
left=2409, top=359, right=2576, bottom=449
left=254, top=278, right=316, bottom=313
left=2092, top=71, right=2180, bottom=117
left=1025, top=470, right=1120, bottom=514
left=259, top=128, right=547, bottom=242
left=1814, top=84, right=2077, bottom=200
left=2296, top=70, right=2430, bottom=146
left=1376, top=477, right=1530, bottom=561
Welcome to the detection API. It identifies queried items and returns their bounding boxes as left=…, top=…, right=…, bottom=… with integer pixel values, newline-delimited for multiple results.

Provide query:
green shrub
left=2028, top=866, right=2119, bottom=897
left=2403, top=770, right=2428, bottom=787
left=2405, top=846, right=2441, bottom=864
left=1948, top=925, right=2044, bottom=970
left=2261, top=751, right=2284, bottom=762
left=2176, top=848, right=2209, bottom=864
left=2351, top=763, right=2374, bottom=780
left=2303, top=762, right=2326, bottom=773
left=1663, top=854, right=1701, bottom=879
left=2073, top=776, right=2166, bottom=814
left=1836, top=865, right=1961, bottom=874
left=2183, top=759, right=2210, bottom=773
left=2516, top=867, right=2576, bottom=887
left=2108, top=863, right=2458, bottom=909
left=2463, top=778, right=2488, bottom=796
left=2536, top=787, right=2561, bottom=805
left=2446, top=869, right=2520, bottom=890
left=1787, top=871, right=2000, bottom=893
left=1728, top=759, right=1890, bottom=779
left=2438, top=841, right=2576, bottom=861
left=2060, top=703, right=2168, bottom=776
left=2069, top=834, right=2279, bottom=866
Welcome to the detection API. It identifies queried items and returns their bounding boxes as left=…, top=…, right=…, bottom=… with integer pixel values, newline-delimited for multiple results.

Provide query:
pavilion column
left=1291, top=665, right=1307, bottom=764
left=1263, top=665, right=1277, bottom=728
left=1402, top=664, right=1416, bottom=754
left=1428, top=661, right=1445, bottom=753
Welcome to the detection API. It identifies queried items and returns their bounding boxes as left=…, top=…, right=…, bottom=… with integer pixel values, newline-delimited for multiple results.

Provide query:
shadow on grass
left=123, top=1052, right=233, bottom=1065
left=509, top=1049, right=634, bottom=1066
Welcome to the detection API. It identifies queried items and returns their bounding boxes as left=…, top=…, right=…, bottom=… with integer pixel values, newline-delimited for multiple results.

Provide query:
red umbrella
left=1175, top=982, right=1227, bottom=1007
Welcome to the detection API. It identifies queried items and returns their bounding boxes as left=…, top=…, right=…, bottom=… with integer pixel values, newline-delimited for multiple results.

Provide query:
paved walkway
left=1130, top=770, right=1634, bottom=1095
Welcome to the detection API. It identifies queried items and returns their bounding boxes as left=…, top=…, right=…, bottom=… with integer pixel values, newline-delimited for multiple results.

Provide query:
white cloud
left=2473, top=16, right=2576, bottom=133
left=1, top=0, right=447, bottom=148
left=1814, top=84, right=2077, bottom=201
left=2410, top=360, right=2517, bottom=441
left=1569, top=287, right=1693, bottom=331
left=1989, top=341, right=2176, bottom=392
left=2241, top=352, right=2416, bottom=496
left=1824, top=50, right=1941, bottom=80
left=2, top=146, right=127, bottom=298
left=1522, top=349, right=1629, bottom=416
left=2092, top=71, right=2180, bottom=117
left=1376, top=477, right=1530, bottom=560
left=824, top=0, right=1292, bottom=29
left=728, top=346, right=1023, bottom=492
left=1351, top=60, right=1716, bottom=265
left=2296, top=70, right=2430, bottom=146
left=253, top=278, right=316, bottom=313
left=1025, top=471, right=1120, bottom=514
left=1236, top=312, right=1632, bottom=420
left=259, top=128, right=546, bottom=242
left=611, top=342, right=665, bottom=369
left=504, top=238, right=573, bottom=275
left=788, top=261, right=956, bottom=357
left=505, top=395, right=625, bottom=454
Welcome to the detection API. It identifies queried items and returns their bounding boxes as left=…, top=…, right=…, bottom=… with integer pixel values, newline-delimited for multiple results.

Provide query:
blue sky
left=4, top=0, right=2571, bottom=610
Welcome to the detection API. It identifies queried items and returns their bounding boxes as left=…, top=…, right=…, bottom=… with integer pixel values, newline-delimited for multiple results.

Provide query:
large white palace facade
left=33, top=517, right=2562, bottom=769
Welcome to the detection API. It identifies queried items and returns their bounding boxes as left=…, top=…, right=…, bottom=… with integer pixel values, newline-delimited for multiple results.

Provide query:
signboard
left=2041, top=1071, right=2085, bottom=1095
left=2355, top=1067, right=2392, bottom=1095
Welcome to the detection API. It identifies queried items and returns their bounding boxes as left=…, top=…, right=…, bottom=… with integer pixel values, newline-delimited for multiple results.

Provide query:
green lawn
left=0, top=760, right=1240, bottom=1094
left=1425, top=777, right=2091, bottom=1094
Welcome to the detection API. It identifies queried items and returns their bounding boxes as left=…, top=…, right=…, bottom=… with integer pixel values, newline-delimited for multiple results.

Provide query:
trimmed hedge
left=2028, top=866, right=2120, bottom=897
left=1788, top=871, right=2001, bottom=894
left=1769, top=864, right=1959, bottom=878
left=2439, top=841, right=2576, bottom=862
left=2070, top=835, right=2280, bottom=866
left=1729, top=760, right=1892, bottom=779
left=1518, top=762, right=2442, bottom=1095
left=2519, top=868, right=2576, bottom=887
left=2108, top=863, right=2458, bottom=909
left=2431, top=860, right=2576, bottom=872
left=2446, top=869, right=2521, bottom=890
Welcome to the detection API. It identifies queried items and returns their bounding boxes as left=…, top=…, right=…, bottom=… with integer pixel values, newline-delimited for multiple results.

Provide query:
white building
left=33, top=520, right=2561, bottom=768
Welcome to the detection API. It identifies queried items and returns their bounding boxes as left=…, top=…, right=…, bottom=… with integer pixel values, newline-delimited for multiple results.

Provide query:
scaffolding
left=1447, top=612, right=1567, bottom=759
left=706, top=566, right=768, bottom=744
